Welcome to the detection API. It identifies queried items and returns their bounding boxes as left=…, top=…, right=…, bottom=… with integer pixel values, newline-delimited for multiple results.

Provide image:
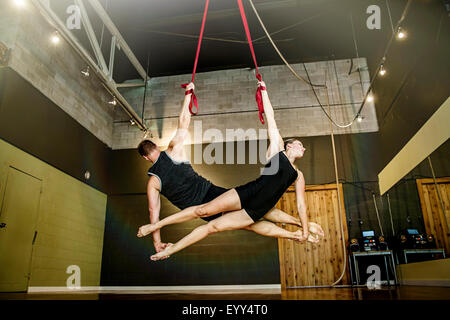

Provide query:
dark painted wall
left=0, top=68, right=111, bottom=193
left=100, top=131, right=449, bottom=286
left=101, top=133, right=387, bottom=285
left=372, top=1, right=450, bottom=169
left=1, top=40, right=448, bottom=286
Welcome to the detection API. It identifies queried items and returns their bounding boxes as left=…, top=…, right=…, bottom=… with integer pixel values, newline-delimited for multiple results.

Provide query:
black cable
left=141, top=51, right=150, bottom=122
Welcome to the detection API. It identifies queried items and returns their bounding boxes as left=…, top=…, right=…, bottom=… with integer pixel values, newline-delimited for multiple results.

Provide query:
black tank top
left=148, top=151, right=212, bottom=210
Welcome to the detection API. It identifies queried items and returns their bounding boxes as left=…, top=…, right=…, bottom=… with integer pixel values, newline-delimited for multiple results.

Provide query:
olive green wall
left=0, top=139, right=107, bottom=287
left=397, top=259, right=450, bottom=287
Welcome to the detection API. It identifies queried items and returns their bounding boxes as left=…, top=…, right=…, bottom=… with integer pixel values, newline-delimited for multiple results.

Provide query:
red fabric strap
left=237, top=0, right=265, bottom=124
left=181, top=0, right=210, bottom=115
left=181, top=85, right=199, bottom=115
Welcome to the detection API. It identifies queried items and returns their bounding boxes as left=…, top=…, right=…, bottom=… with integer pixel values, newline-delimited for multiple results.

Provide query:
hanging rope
left=237, top=0, right=266, bottom=124
left=372, top=193, right=384, bottom=236
left=181, top=0, right=210, bottom=115
left=324, top=70, right=348, bottom=287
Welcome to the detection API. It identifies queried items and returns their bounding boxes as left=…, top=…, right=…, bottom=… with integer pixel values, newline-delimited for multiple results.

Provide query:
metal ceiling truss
left=30, top=0, right=148, bottom=131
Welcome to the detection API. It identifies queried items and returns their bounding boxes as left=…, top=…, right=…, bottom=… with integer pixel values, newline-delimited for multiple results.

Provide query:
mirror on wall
left=382, top=139, right=450, bottom=264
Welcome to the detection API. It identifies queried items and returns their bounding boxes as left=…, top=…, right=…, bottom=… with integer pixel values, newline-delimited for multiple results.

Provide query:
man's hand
left=258, top=81, right=266, bottom=89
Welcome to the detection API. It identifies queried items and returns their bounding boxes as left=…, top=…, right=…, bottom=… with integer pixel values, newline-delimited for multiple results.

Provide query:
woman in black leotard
left=139, top=81, right=325, bottom=261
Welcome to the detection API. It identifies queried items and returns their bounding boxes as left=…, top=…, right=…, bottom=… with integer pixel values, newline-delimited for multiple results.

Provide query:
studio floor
left=0, top=286, right=450, bottom=300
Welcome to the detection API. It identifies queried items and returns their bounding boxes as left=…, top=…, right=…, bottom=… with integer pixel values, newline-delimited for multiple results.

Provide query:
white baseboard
left=27, top=284, right=281, bottom=294
left=400, top=280, right=450, bottom=287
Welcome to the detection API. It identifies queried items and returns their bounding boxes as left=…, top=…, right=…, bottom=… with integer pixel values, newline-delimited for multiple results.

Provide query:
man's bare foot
left=137, top=224, right=158, bottom=238
left=293, top=230, right=320, bottom=243
left=150, top=244, right=173, bottom=261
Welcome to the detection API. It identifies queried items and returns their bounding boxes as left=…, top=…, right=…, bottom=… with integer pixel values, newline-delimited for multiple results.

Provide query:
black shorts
left=235, top=183, right=270, bottom=222
left=199, top=184, right=229, bottom=222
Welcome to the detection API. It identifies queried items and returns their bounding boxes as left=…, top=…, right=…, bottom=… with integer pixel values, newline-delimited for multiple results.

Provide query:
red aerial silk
left=181, top=0, right=210, bottom=115
left=183, top=0, right=266, bottom=123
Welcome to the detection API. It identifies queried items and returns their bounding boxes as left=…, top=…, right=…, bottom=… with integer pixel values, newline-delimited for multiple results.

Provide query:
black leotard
left=235, top=151, right=298, bottom=222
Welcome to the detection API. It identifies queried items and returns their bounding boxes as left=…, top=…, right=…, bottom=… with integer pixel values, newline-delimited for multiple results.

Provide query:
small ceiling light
left=396, top=27, right=406, bottom=40
left=51, top=31, right=61, bottom=45
left=109, top=98, right=117, bottom=106
left=379, top=64, right=386, bottom=76
left=130, top=119, right=136, bottom=126
left=366, top=94, right=374, bottom=103
left=84, top=171, right=91, bottom=180
left=143, top=129, right=153, bottom=139
left=81, top=66, right=90, bottom=77
left=13, top=0, right=26, bottom=7
left=357, top=115, right=364, bottom=123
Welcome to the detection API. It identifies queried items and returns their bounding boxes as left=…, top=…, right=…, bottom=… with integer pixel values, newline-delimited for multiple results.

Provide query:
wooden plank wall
left=276, top=184, right=349, bottom=288
left=416, top=177, right=450, bottom=254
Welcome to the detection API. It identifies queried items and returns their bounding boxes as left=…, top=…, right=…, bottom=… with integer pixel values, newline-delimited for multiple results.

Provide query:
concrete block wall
left=0, top=2, right=117, bottom=147
left=114, top=58, right=378, bottom=149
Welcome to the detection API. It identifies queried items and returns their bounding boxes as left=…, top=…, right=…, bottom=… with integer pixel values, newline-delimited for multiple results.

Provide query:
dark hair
left=284, top=138, right=298, bottom=151
left=137, top=140, right=157, bottom=157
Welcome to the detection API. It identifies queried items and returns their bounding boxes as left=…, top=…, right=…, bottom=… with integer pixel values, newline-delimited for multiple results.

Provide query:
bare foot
left=150, top=244, right=173, bottom=261
left=307, top=233, right=320, bottom=243
left=137, top=224, right=158, bottom=238
left=293, top=230, right=320, bottom=244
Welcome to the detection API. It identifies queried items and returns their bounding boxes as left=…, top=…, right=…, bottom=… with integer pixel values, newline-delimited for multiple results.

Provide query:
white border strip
left=28, top=284, right=281, bottom=294
left=400, top=280, right=450, bottom=287
left=378, top=96, right=450, bottom=194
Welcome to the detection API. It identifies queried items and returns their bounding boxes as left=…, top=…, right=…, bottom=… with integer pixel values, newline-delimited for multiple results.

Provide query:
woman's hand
left=185, top=82, right=195, bottom=92
left=154, top=241, right=171, bottom=253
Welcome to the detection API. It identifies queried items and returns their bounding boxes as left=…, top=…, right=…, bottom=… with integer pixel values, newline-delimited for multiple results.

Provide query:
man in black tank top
left=136, top=83, right=322, bottom=256
left=136, top=82, right=325, bottom=261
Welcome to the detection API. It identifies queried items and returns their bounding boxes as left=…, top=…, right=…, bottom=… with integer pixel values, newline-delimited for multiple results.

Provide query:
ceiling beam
left=86, top=0, right=149, bottom=81
left=74, top=0, right=109, bottom=74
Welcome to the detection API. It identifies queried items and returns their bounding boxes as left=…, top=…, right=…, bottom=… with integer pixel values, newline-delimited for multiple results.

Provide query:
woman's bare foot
left=307, top=233, right=320, bottom=243
left=150, top=244, right=173, bottom=261
left=137, top=224, right=158, bottom=238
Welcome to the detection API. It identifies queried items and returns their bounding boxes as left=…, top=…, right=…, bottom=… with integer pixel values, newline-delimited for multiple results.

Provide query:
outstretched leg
left=151, top=209, right=254, bottom=260
left=263, top=208, right=325, bottom=237
left=151, top=210, right=323, bottom=261
left=263, top=208, right=301, bottom=227
left=138, top=189, right=241, bottom=237
left=244, top=221, right=319, bottom=243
